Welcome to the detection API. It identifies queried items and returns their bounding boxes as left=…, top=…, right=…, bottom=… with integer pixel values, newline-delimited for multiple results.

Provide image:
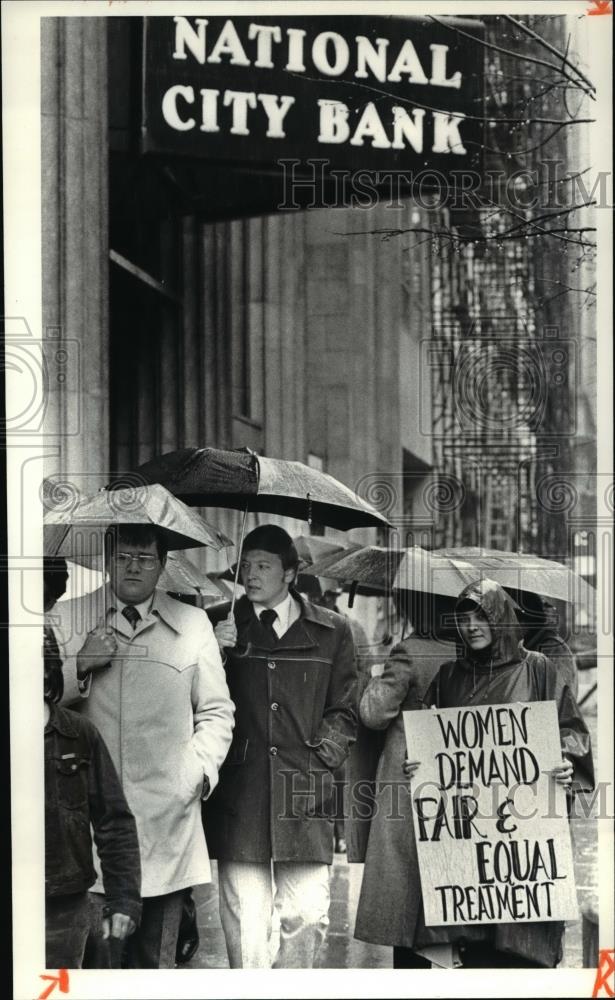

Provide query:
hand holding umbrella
left=213, top=614, right=238, bottom=652
left=76, top=618, right=117, bottom=683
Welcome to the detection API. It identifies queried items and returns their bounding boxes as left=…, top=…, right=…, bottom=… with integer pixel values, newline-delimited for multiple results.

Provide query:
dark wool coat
left=354, top=581, right=594, bottom=967
left=204, top=592, right=358, bottom=864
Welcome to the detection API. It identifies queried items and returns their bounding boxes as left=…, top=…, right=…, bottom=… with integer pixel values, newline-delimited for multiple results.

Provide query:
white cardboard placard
left=403, top=700, right=578, bottom=926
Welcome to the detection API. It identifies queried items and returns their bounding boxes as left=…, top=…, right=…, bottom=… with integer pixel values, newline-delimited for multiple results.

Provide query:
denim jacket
left=45, top=703, right=142, bottom=924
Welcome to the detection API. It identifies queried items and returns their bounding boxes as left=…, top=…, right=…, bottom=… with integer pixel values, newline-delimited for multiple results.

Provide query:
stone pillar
left=41, top=17, right=109, bottom=487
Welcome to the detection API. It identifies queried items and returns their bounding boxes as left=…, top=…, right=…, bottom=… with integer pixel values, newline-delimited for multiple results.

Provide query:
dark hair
left=241, top=525, right=299, bottom=573
left=43, top=557, right=69, bottom=610
left=104, top=524, right=167, bottom=562
left=43, top=627, right=64, bottom=703
left=455, top=597, right=482, bottom=616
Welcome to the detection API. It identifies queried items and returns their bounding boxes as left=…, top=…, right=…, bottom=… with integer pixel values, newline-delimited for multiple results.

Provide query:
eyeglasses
left=115, top=552, right=160, bottom=570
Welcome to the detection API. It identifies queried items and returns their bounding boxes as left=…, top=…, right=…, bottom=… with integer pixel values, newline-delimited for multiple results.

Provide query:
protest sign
left=403, top=700, right=578, bottom=926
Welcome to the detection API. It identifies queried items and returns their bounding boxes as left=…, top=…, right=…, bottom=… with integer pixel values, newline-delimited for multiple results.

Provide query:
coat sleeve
left=190, top=616, right=235, bottom=798
left=360, top=643, right=420, bottom=730
left=88, top=724, right=142, bottom=925
left=309, top=618, right=358, bottom=771
left=421, top=660, right=458, bottom=709
left=541, top=657, right=594, bottom=792
left=538, top=635, right=579, bottom=697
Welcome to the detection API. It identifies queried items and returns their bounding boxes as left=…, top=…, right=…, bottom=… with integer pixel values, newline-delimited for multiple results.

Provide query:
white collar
left=252, top=591, right=298, bottom=633
left=112, top=592, right=155, bottom=621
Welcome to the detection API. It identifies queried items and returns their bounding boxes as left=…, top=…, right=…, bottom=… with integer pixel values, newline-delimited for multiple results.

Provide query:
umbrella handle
left=102, top=533, right=107, bottom=621
left=230, top=504, right=249, bottom=619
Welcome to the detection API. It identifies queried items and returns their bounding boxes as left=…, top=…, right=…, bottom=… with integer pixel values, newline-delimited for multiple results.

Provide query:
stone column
left=41, top=17, right=109, bottom=488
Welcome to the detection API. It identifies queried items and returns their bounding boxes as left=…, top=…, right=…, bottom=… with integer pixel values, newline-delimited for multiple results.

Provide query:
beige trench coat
left=54, top=585, right=234, bottom=897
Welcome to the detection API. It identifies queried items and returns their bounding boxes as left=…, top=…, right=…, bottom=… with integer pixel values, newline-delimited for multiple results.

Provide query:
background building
left=41, top=14, right=596, bottom=636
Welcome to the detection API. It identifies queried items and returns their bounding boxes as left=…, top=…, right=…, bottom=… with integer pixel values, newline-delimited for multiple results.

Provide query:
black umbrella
left=127, top=448, right=387, bottom=530
left=121, top=447, right=389, bottom=613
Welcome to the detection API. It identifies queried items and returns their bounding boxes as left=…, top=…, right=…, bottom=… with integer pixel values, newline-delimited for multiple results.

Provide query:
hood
left=454, top=579, right=523, bottom=668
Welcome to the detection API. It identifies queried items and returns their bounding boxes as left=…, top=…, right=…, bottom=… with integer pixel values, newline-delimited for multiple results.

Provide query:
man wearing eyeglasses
left=54, top=524, right=234, bottom=968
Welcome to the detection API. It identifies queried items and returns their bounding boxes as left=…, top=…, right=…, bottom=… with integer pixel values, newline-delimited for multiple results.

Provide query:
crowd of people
left=43, top=524, right=594, bottom=970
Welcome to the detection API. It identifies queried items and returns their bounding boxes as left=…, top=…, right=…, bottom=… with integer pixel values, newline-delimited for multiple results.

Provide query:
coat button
left=271, top=702, right=279, bottom=712
left=268, top=660, right=276, bottom=670
left=269, top=746, right=278, bottom=756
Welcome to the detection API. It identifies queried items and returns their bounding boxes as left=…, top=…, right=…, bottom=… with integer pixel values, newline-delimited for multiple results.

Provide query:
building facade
left=41, top=14, right=594, bottom=623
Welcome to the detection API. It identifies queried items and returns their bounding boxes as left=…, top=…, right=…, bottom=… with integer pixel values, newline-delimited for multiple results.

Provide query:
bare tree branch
left=503, top=15, right=596, bottom=96
left=287, top=69, right=594, bottom=127
left=429, top=14, right=596, bottom=99
left=334, top=226, right=596, bottom=249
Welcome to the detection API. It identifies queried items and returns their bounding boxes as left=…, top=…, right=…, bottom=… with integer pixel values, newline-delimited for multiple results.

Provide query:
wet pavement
left=185, top=687, right=599, bottom=970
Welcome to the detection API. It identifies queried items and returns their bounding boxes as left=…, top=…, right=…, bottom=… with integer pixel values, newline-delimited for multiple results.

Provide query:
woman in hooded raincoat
left=354, top=579, right=593, bottom=969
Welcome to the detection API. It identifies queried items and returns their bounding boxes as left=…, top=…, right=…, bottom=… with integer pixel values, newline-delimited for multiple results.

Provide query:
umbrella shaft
left=230, top=506, right=248, bottom=618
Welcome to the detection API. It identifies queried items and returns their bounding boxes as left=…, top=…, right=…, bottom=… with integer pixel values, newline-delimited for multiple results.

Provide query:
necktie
left=122, top=605, right=141, bottom=630
left=259, top=608, right=278, bottom=644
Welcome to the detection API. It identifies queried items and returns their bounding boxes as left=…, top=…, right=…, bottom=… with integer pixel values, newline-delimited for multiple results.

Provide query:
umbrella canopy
left=304, top=542, right=364, bottom=578
left=43, top=483, right=232, bottom=559
left=130, top=447, right=389, bottom=531
left=206, top=572, right=238, bottom=603
left=306, top=544, right=473, bottom=599
left=433, top=547, right=596, bottom=609
left=293, top=534, right=349, bottom=568
left=160, top=551, right=228, bottom=597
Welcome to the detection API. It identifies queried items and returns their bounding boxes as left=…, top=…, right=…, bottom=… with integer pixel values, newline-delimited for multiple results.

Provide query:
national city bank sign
left=142, top=15, right=484, bottom=175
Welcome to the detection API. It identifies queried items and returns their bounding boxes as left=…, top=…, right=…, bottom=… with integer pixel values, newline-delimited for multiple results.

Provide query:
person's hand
left=403, top=757, right=421, bottom=781
left=76, top=619, right=117, bottom=680
left=550, top=756, right=574, bottom=787
left=214, top=615, right=237, bottom=651
left=102, top=912, right=136, bottom=941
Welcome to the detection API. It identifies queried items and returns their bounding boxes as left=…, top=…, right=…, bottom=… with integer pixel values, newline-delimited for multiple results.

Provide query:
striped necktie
left=122, top=605, right=141, bottom=630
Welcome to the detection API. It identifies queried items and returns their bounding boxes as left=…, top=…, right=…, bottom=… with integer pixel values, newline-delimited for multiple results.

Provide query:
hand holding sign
left=402, top=756, right=421, bottom=781
left=550, top=755, right=574, bottom=787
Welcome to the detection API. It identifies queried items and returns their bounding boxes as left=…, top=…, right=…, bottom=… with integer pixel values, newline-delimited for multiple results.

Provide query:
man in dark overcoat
left=204, top=525, right=358, bottom=968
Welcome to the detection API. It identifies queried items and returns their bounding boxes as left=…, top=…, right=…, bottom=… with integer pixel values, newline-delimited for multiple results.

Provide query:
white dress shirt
left=112, top=593, right=155, bottom=622
left=252, top=591, right=301, bottom=639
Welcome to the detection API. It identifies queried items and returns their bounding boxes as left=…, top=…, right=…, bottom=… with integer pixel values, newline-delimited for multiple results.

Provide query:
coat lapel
left=234, top=593, right=335, bottom=652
